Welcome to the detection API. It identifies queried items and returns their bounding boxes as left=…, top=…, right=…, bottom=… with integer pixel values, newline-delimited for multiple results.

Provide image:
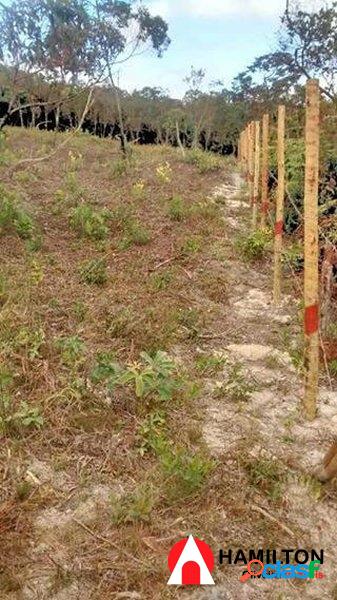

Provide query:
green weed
left=235, top=228, right=271, bottom=262
left=150, top=270, right=173, bottom=291
left=117, top=351, right=183, bottom=401
left=90, top=352, right=121, bottom=384
left=185, top=148, right=222, bottom=173
left=244, top=456, right=284, bottom=501
left=160, top=445, right=215, bottom=500
left=69, top=204, right=109, bottom=241
left=0, top=186, right=36, bottom=240
left=181, top=236, right=202, bottom=255
left=168, top=195, right=186, bottom=221
left=92, top=350, right=186, bottom=406
left=79, top=258, right=108, bottom=285
left=15, top=326, right=45, bottom=359
left=195, top=353, right=227, bottom=375
left=111, top=483, right=156, bottom=524
left=56, top=335, right=86, bottom=367
left=0, top=395, right=43, bottom=433
left=137, top=410, right=167, bottom=456
left=219, top=362, right=255, bottom=402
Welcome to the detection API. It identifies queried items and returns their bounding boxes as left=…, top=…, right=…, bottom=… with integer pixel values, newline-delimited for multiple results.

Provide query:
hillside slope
left=0, top=129, right=336, bottom=599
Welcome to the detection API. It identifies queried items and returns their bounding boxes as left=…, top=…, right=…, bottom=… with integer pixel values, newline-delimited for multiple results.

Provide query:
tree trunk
left=55, top=105, right=60, bottom=131
left=175, top=121, right=185, bottom=157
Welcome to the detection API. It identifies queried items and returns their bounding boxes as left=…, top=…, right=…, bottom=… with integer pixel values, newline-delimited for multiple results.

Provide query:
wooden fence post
left=261, top=113, right=269, bottom=228
left=248, top=122, right=255, bottom=205
left=303, top=79, right=320, bottom=421
left=244, top=126, right=249, bottom=179
left=252, top=120, right=260, bottom=229
left=273, top=106, right=285, bottom=305
left=242, top=128, right=247, bottom=175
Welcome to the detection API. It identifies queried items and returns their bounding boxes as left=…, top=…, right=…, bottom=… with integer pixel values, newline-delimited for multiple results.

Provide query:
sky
left=119, top=0, right=327, bottom=98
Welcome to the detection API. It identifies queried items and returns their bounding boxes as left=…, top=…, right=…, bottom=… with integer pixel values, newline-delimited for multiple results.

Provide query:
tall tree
left=0, top=0, right=170, bottom=129
left=233, top=1, right=337, bottom=102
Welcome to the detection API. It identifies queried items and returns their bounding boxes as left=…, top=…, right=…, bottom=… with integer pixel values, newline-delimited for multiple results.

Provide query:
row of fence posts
left=237, top=79, right=320, bottom=422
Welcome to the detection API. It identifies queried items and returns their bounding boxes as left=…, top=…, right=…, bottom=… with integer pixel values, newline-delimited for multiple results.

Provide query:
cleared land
left=0, top=129, right=336, bottom=599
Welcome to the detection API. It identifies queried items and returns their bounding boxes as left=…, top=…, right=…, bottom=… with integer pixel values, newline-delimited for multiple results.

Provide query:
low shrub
left=0, top=186, right=36, bottom=240
left=168, top=195, right=186, bottom=221
left=185, top=148, right=223, bottom=173
left=70, top=204, right=109, bottom=240
left=235, top=228, right=271, bottom=261
left=79, top=258, right=108, bottom=285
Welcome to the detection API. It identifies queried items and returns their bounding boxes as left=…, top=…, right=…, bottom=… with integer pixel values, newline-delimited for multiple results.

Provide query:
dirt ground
left=0, top=129, right=336, bottom=599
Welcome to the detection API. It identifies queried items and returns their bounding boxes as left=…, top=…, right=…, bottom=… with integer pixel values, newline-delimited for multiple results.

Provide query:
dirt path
left=187, top=172, right=337, bottom=599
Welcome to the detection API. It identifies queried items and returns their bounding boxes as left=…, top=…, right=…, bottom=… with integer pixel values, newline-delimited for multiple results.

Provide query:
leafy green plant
left=0, top=186, right=36, bottom=240
left=70, top=204, right=109, bottom=241
left=185, top=148, right=222, bottom=173
left=14, top=208, right=35, bottom=239
left=235, top=228, right=271, bottom=262
left=168, top=195, right=186, bottom=221
left=90, top=352, right=121, bottom=383
left=195, top=353, right=227, bottom=375
left=137, top=410, right=167, bottom=456
left=93, top=351, right=186, bottom=406
left=0, top=396, right=43, bottom=433
left=111, top=483, right=156, bottom=524
left=243, top=456, right=284, bottom=501
left=160, top=446, right=215, bottom=499
left=15, top=326, right=45, bottom=359
left=150, top=270, right=173, bottom=291
left=181, top=236, right=202, bottom=255
left=79, top=258, right=107, bottom=285
left=219, top=363, right=255, bottom=402
left=117, top=351, right=182, bottom=401
left=56, top=335, right=85, bottom=367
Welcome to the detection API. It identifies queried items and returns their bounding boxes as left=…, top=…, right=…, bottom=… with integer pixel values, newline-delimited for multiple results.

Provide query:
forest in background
left=0, top=1, right=336, bottom=155
left=0, top=0, right=336, bottom=224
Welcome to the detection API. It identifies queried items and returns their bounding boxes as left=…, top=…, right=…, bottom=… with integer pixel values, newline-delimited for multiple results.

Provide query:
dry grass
left=0, top=129, right=242, bottom=598
left=0, top=129, right=328, bottom=599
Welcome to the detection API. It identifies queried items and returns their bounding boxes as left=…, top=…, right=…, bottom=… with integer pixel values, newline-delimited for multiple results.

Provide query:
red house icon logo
left=167, top=535, right=215, bottom=585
